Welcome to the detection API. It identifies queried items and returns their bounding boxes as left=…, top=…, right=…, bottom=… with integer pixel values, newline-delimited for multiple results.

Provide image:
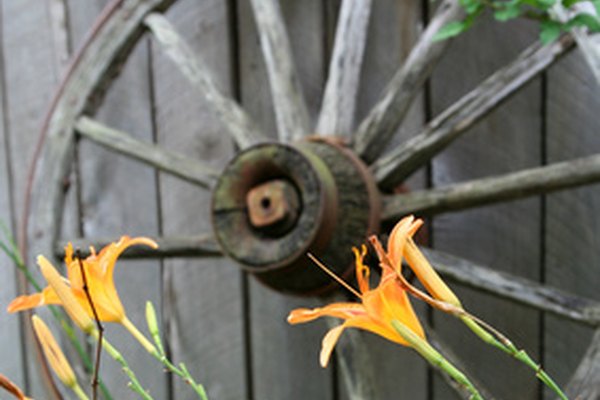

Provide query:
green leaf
left=433, top=21, right=468, bottom=41
left=593, top=0, right=600, bottom=16
left=460, top=0, right=483, bottom=14
left=566, top=13, right=600, bottom=31
left=540, top=19, right=563, bottom=43
left=495, top=4, right=523, bottom=21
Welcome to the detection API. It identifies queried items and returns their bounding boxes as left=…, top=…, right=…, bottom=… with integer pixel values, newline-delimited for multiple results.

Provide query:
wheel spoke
left=249, top=0, right=311, bottom=142
left=315, top=0, right=372, bottom=137
left=56, top=234, right=221, bottom=259
left=373, top=36, right=575, bottom=189
left=75, top=117, right=218, bottom=188
left=352, top=0, right=463, bottom=163
left=145, top=13, right=266, bottom=149
left=383, top=153, right=600, bottom=219
left=421, top=248, right=600, bottom=326
left=566, top=328, right=600, bottom=398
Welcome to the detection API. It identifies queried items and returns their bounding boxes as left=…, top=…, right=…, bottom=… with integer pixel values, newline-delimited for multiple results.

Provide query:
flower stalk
left=142, top=302, right=209, bottom=400
left=391, top=320, right=483, bottom=400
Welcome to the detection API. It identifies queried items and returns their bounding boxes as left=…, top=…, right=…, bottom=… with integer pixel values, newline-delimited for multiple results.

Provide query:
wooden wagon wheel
left=23, top=0, right=600, bottom=398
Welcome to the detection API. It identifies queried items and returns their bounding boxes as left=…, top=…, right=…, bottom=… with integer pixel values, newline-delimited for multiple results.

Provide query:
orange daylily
left=386, top=215, right=461, bottom=307
left=288, top=245, right=425, bottom=367
left=8, top=236, right=158, bottom=324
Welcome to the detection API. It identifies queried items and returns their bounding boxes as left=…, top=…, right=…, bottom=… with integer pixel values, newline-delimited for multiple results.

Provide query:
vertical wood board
left=354, top=1, right=428, bottom=398
left=1, top=1, right=67, bottom=397
left=0, top=9, right=25, bottom=388
left=152, top=1, right=246, bottom=399
left=430, top=16, right=543, bottom=400
left=68, top=1, right=166, bottom=398
left=545, top=49, right=600, bottom=399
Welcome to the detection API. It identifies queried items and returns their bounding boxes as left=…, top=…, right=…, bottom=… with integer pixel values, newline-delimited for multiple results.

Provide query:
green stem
left=392, top=320, right=483, bottom=400
left=121, top=317, right=159, bottom=357
left=71, top=383, right=90, bottom=400
left=90, top=330, right=154, bottom=400
left=126, top=311, right=208, bottom=400
left=461, top=316, right=568, bottom=400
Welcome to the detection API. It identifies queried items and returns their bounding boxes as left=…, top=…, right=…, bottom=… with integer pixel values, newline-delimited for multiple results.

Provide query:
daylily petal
left=320, top=324, right=345, bottom=367
left=97, top=236, right=158, bottom=280
left=342, top=315, right=406, bottom=345
left=363, top=279, right=425, bottom=341
left=7, top=286, right=61, bottom=313
left=38, top=256, right=94, bottom=333
left=388, top=215, right=422, bottom=274
left=288, top=303, right=366, bottom=324
left=404, top=237, right=461, bottom=307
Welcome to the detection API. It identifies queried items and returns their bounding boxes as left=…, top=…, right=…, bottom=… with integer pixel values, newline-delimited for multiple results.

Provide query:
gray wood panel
left=1, top=1, right=67, bottom=397
left=545, top=50, right=600, bottom=399
left=68, top=1, right=166, bottom=398
left=237, top=1, right=335, bottom=399
left=0, top=10, right=25, bottom=391
left=430, top=16, right=543, bottom=400
left=152, top=1, right=246, bottom=399
left=354, top=1, right=428, bottom=399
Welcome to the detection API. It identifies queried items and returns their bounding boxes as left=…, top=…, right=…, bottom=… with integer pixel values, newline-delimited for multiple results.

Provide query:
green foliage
left=435, top=0, right=600, bottom=43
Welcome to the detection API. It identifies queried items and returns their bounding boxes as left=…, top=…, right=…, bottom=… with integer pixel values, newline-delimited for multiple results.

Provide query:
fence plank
left=430, top=17, right=543, bottom=400
left=0, top=14, right=25, bottom=392
left=545, top=49, right=600, bottom=399
left=353, top=1, right=428, bottom=399
left=67, top=1, right=167, bottom=398
left=1, top=0, right=68, bottom=396
left=237, top=1, right=335, bottom=399
left=152, top=1, right=247, bottom=399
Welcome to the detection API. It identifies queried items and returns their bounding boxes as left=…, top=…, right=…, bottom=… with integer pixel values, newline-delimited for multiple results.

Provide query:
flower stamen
left=307, top=253, right=362, bottom=299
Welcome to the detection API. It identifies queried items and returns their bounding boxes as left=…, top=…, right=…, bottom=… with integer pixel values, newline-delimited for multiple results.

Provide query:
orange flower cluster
left=8, top=237, right=158, bottom=325
left=288, top=215, right=460, bottom=366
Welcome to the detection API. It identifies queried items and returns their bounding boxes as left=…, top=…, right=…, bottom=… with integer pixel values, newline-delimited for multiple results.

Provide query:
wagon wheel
left=24, top=0, right=600, bottom=398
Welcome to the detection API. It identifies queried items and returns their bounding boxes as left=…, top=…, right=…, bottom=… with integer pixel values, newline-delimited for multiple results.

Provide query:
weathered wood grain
left=382, top=152, right=600, bottom=220
left=68, top=0, right=167, bottom=397
left=249, top=0, right=311, bottom=142
left=423, top=248, right=600, bottom=326
left=352, top=0, right=463, bottom=163
left=145, top=12, right=266, bottom=150
left=28, top=0, right=175, bottom=282
left=429, top=15, right=543, bottom=399
left=2, top=0, right=71, bottom=397
left=238, top=1, right=334, bottom=398
left=565, top=328, right=600, bottom=399
left=151, top=1, right=247, bottom=398
left=545, top=48, right=600, bottom=398
left=315, top=0, right=371, bottom=137
left=75, top=116, right=218, bottom=188
left=0, top=15, right=26, bottom=393
left=373, top=36, right=574, bottom=189
left=351, top=1, right=428, bottom=399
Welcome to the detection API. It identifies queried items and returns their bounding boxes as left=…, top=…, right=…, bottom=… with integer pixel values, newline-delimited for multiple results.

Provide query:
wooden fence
left=0, top=1, right=598, bottom=399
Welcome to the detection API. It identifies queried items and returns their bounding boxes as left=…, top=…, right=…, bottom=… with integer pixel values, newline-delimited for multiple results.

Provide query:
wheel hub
left=211, top=140, right=380, bottom=295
